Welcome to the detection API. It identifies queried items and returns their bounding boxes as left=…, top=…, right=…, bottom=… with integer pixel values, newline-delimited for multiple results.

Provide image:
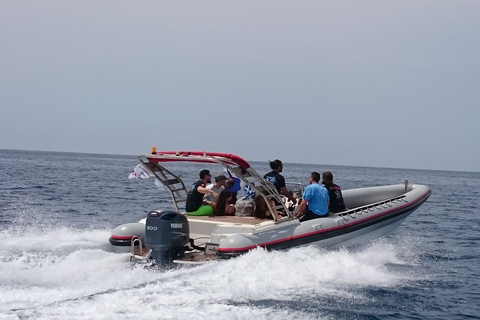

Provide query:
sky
left=1, top=1, right=479, bottom=172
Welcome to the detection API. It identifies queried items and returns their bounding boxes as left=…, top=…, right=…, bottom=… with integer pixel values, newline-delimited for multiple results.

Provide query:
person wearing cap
left=264, top=159, right=297, bottom=204
left=204, top=174, right=228, bottom=210
left=186, top=169, right=218, bottom=216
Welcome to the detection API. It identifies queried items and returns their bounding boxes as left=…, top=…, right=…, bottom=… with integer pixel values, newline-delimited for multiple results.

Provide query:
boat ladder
left=139, top=159, right=188, bottom=212
left=130, top=235, right=147, bottom=261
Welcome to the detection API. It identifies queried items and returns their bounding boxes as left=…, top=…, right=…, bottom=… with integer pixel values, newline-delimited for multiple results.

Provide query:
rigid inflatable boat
left=109, top=149, right=431, bottom=265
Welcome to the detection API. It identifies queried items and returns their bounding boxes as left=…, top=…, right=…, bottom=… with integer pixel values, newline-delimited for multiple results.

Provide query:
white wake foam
left=0, top=226, right=423, bottom=320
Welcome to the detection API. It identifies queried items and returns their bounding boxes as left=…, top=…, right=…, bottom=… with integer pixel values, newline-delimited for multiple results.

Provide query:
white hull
left=190, top=183, right=430, bottom=259
left=307, top=213, right=409, bottom=249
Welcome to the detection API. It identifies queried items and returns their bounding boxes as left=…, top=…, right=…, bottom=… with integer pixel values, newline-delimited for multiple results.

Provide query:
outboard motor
left=145, top=210, right=190, bottom=265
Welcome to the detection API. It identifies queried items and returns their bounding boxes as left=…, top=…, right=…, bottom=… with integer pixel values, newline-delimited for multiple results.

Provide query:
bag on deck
left=235, top=199, right=254, bottom=217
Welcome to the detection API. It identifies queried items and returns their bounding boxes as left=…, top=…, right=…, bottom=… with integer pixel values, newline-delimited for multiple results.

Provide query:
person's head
left=225, top=179, right=234, bottom=190
left=254, top=195, right=268, bottom=219
left=253, top=195, right=274, bottom=219
left=214, top=174, right=228, bottom=186
left=218, top=189, right=232, bottom=201
left=199, top=169, right=212, bottom=183
left=322, top=171, right=333, bottom=185
left=269, top=159, right=283, bottom=172
left=309, top=172, right=321, bottom=183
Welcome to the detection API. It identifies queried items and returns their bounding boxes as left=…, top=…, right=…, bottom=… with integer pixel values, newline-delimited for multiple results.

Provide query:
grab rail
left=130, top=235, right=144, bottom=261
left=337, top=194, right=408, bottom=221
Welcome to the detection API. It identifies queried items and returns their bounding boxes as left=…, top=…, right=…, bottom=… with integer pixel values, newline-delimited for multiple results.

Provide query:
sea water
left=0, top=149, right=479, bottom=320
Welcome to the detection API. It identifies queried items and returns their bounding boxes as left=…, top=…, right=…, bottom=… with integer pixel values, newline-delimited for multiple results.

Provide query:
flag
left=242, top=184, right=256, bottom=200
left=225, top=166, right=242, bottom=193
left=128, top=164, right=165, bottom=191
left=128, top=164, right=154, bottom=180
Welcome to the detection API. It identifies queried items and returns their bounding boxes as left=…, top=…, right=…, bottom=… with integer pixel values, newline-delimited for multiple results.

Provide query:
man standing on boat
left=264, top=159, right=297, bottom=204
left=295, top=172, right=330, bottom=222
left=186, top=169, right=218, bottom=216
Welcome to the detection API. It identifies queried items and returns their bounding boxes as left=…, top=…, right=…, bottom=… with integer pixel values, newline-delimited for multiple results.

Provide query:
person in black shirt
left=186, top=169, right=219, bottom=215
left=322, top=171, right=346, bottom=213
left=264, top=159, right=296, bottom=204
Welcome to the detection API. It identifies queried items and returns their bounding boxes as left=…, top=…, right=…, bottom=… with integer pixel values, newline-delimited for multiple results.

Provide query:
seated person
left=185, top=169, right=218, bottom=216
left=253, top=195, right=280, bottom=220
left=295, top=172, right=330, bottom=222
left=204, top=174, right=228, bottom=210
left=263, top=159, right=297, bottom=204
left=225, top=167, right=242, bottom=204
left=322, top=171, right=346, bottom=213
left=215, top=190, right=236, bottom=216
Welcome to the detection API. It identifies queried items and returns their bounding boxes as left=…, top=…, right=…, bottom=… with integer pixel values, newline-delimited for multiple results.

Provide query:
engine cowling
left=145, top=210, right=190, bottom=264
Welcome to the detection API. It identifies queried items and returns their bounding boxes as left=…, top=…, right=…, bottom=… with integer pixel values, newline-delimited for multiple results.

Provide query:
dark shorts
left=299, top=209, right=328, bottom=222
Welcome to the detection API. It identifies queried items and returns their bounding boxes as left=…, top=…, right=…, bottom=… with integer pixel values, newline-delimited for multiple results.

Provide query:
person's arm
left=198, top=186, right=218, bottom=198
left=295, top=198, right=308, bottom=218
left=269, top=200, right=282, bottom=220
left=281, top=186, right=297, bottom=203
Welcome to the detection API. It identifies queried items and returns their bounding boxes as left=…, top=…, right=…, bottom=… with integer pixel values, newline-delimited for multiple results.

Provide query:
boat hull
left=212, top=183, right=431, bottom=258
left=113, top=184, right=430, bottom=262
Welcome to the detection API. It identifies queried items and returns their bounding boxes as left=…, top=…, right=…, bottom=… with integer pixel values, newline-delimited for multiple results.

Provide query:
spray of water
left=0, top=224, right=423, bottom=320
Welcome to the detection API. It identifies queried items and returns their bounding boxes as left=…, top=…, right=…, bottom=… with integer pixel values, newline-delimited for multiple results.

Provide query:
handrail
left=139, top=156, right=188, bottom=212
left=337, top=194, right=408, bottom=221
left=130, top=235, right=144, bottom=261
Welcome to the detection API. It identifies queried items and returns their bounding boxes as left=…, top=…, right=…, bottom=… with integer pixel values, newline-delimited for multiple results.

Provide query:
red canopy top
left=146, top=150, right=251, bottom=169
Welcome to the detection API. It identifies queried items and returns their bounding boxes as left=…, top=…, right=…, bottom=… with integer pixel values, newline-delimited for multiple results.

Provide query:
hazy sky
left=1, top=1, right=479, bottom=172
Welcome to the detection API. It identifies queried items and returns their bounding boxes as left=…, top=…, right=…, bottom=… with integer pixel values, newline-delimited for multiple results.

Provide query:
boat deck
left=185, top=214, right=295, bottom=242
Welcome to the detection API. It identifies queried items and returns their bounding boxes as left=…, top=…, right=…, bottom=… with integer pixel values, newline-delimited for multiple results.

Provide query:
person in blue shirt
left=295, top=171, right=330, bottom=222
